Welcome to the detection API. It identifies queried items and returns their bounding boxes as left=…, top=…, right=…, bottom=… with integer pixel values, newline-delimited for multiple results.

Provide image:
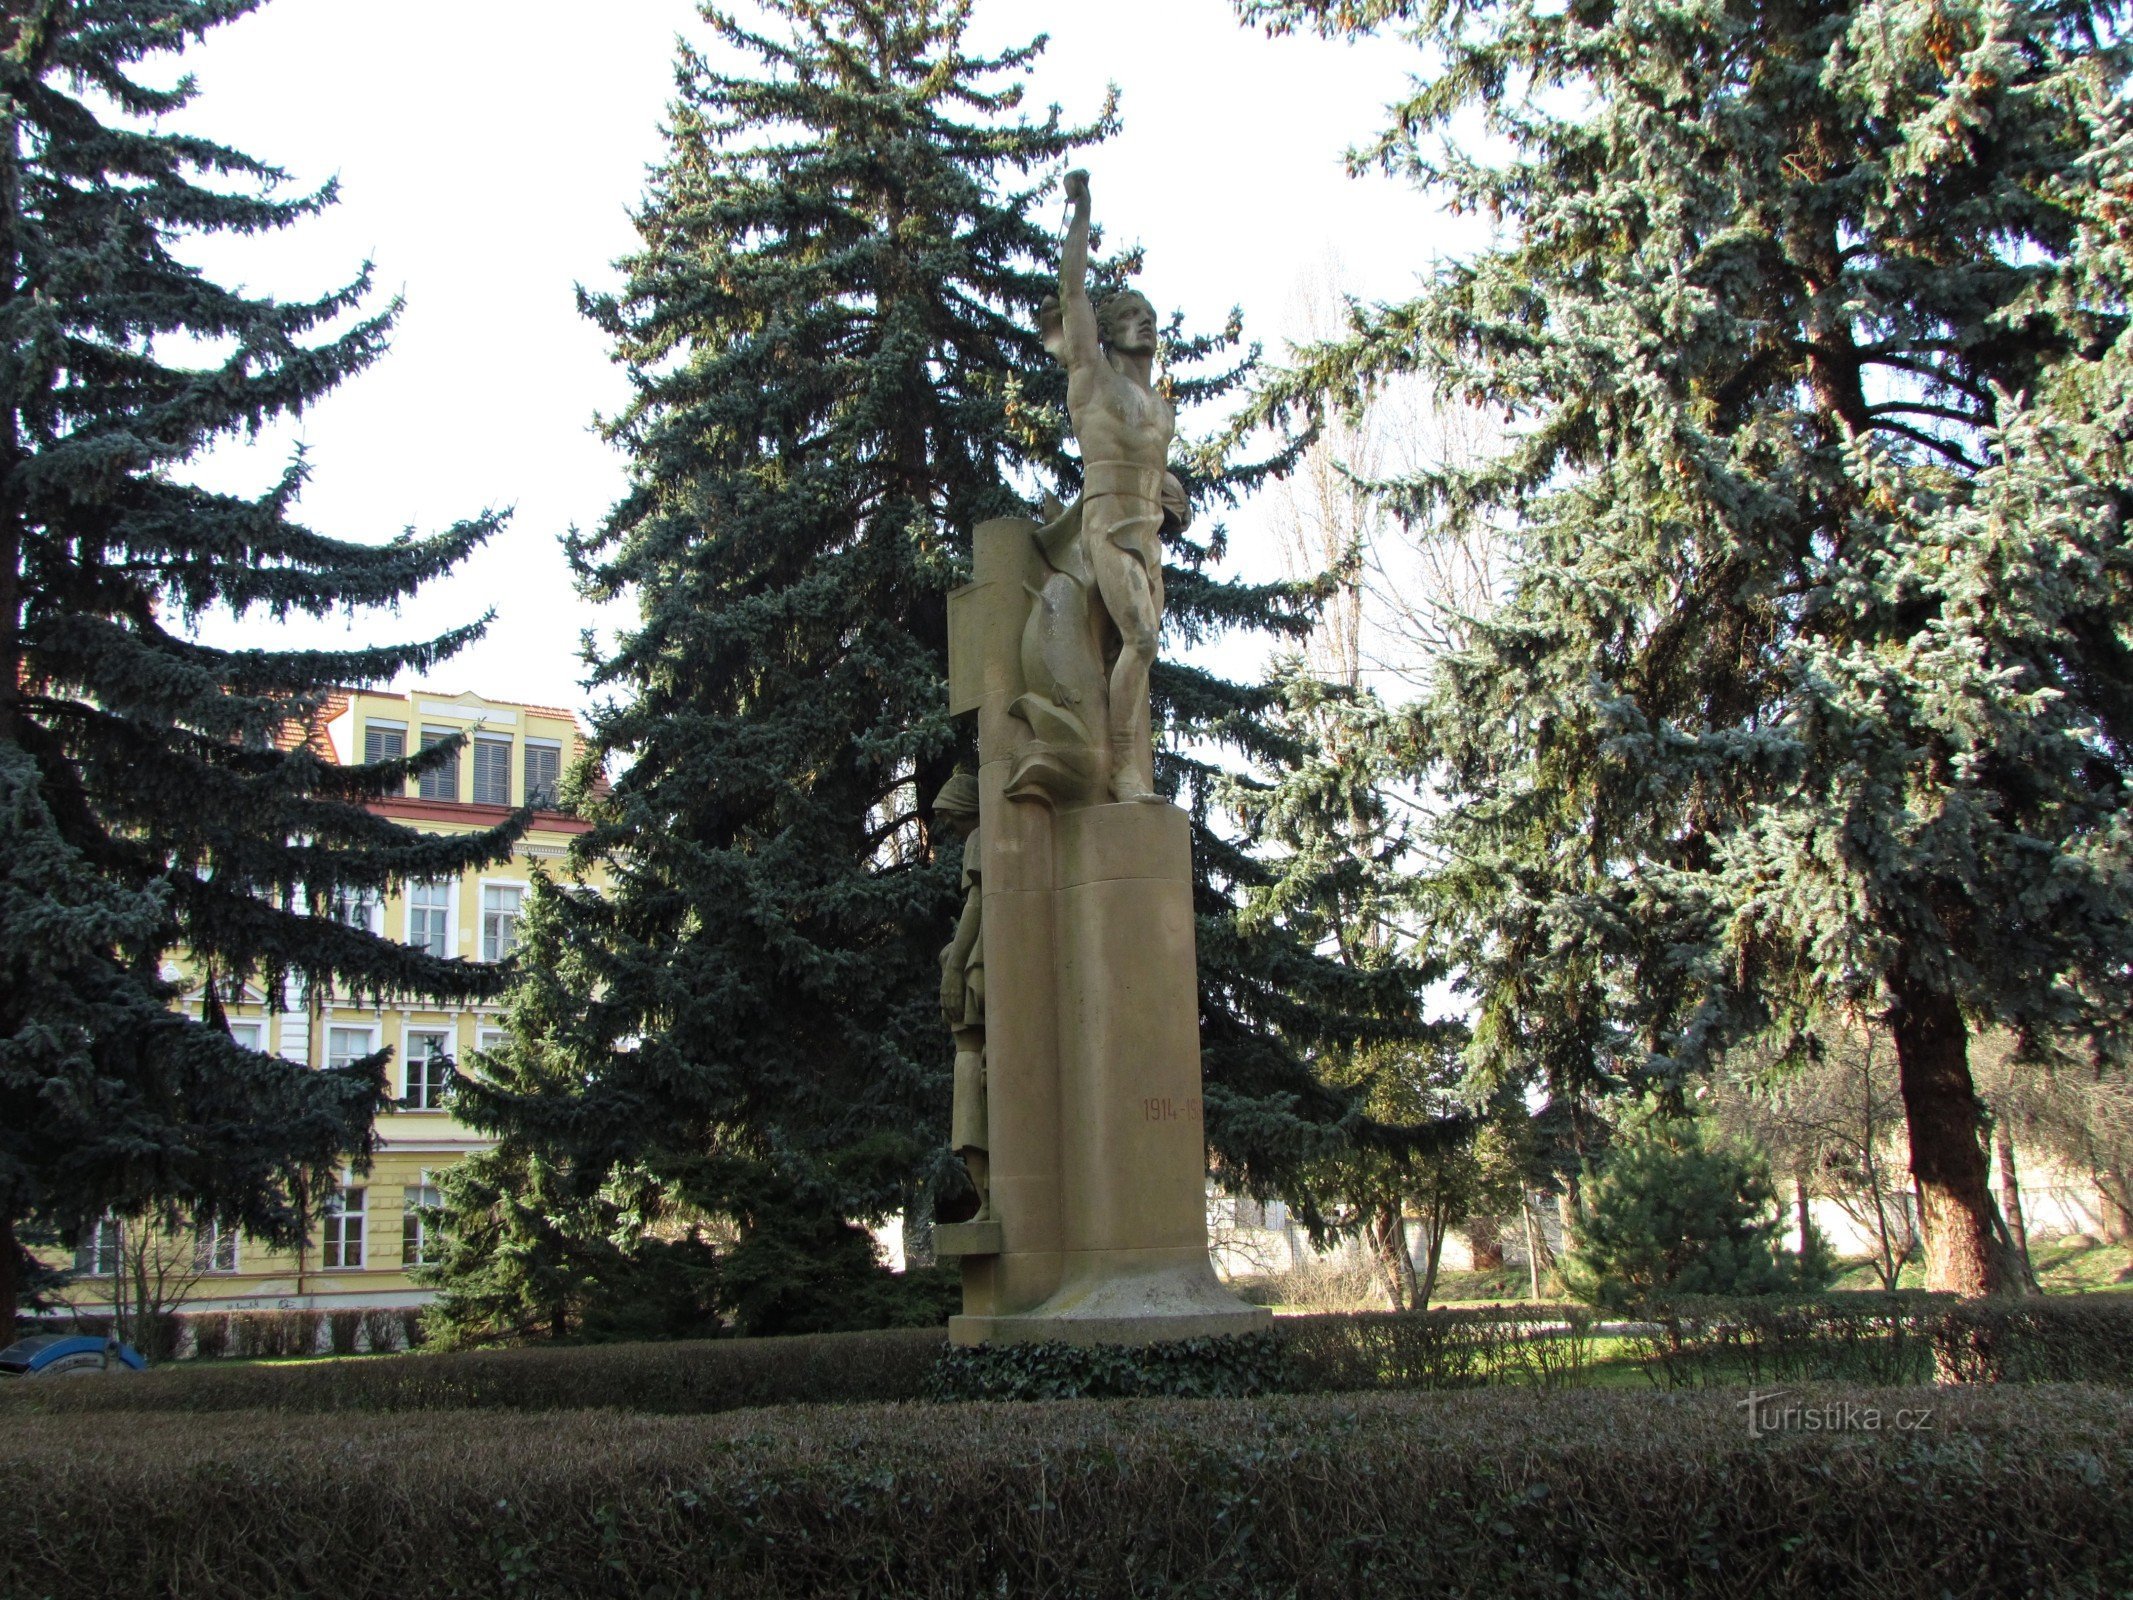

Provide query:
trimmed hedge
left=1282, top=1303, right=1603, bottom=1392
left=6, top=1295, right=2129, bottom=1417
left=0, top=1326, right=947, bottom=1416
left=931, top=1331, right=1294, bottom=1400
left=1629, top=1293, right=2133, bottom=1388
left=5, top=1385, right=2130, bottom=1597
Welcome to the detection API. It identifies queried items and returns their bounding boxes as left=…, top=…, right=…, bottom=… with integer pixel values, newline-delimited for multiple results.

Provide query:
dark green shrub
left=1932, top=1296, right=2133, bottom=1384
left=0, top=1327, right=948, bottom=1416
left=328, top=1311, right=362, bottom=1356
left=1631, top=1294, right=1943, bottom=1387
left=1561, top=1106, right=1820, bottom=1307
left=717, top=1209, right=957, bottom=1336
left=930, top=1332, right=1293, bottom=1401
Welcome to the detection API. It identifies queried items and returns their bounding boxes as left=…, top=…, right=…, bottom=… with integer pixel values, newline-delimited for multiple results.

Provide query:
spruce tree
left=0, top=0, right=519, bottom=1329
left=1244, top=0, right=2133, bottom=1293
left=442, top=0, right=1390, bottom=1337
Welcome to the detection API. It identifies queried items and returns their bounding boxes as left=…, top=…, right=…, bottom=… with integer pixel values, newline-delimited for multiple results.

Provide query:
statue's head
left=1096, top=290, right=1159, bottom=357
left=933, top=771, right=981, bottom=838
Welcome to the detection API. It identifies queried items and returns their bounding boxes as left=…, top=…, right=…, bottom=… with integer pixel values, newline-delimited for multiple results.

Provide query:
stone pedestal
left=940, top=517, right=1268, bottom=1347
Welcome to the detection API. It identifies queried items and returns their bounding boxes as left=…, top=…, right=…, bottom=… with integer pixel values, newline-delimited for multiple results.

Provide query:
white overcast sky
left=175, top=0, right=1461, bottom=712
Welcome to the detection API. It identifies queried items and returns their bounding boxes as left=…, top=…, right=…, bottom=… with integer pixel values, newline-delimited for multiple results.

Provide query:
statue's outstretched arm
left=1059, top=170, right=1101, bottom=369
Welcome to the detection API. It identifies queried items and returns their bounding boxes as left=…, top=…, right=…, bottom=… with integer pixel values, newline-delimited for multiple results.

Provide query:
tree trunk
left=1794, top=1174, right=1814, bottom=1255
left=1891, top=979, right=2005, bottom=1296
left=1368, top=1205, right=1415, bottom=1311
left=0, top=1213, right=18, bottom=1342
left=2095, top=1171, right=2133, bottom=1244
left=1521, top=1196, right=1543, bottom=1301
left=1416, top=1203, right=1448, bottom=1311
left=1993, top=1122, right=2036, bottom=1289
left=1465, top=1215, right=1505, bottom=1271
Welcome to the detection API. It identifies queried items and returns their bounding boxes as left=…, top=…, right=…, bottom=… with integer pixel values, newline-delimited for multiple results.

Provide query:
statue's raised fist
left=1064, top=169, right=1090, bottom=206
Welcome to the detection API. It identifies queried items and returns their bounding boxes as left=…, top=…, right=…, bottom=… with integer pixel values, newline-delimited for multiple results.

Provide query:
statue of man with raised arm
left=1054, top=168, right=1177, bottom=804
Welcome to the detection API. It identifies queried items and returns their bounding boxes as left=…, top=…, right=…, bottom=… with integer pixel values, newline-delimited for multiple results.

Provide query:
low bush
left=1629, top=1292, right=2133, bottom=1388
left=328, top=1311, right=363, bottom=1356
left=1932, top=1295, right=2133, bottom=1385
left=0, top=1326, right=949, bottom=1416
left=359, top=1309, right=404, bottom=1355
left=930, top=1332, right=1292, bottom=1400
left=1280, top=1303, right=1602, bottom=1392
left=5, top=1386, right=2128, bottom=1598
left=10, top=1295, right=2127, bottom=1419
left=226, top=1309, right=322, bottom=1360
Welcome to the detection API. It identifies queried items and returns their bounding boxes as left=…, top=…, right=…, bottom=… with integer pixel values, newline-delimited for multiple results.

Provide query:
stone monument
left=932, top=171, right=1270, bottom=1346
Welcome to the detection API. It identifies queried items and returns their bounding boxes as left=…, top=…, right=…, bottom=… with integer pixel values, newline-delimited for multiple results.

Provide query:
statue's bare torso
left=1057, top=171, right=1172, bottom=803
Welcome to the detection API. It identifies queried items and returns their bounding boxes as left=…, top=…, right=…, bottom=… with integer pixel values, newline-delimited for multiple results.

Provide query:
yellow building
left=65, top=687, right=595, bottom=1321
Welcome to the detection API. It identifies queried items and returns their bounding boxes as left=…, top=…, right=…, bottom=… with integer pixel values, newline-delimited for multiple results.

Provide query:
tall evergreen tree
left=1244, top=0, right=2133, bottom=1293
left=441, top=0, right=1396, bottom=1338
left=0, top=0, right=519, bottom=1329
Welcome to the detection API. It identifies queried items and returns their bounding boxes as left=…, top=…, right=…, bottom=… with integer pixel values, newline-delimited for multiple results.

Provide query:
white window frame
left=193, top=1219, right=239, bottom=1275
left=479, top=878, right=529, bottom=963
left=402, top=1173, right=443, bottom=1268
left=75, top=1215, right=121, bottom=1278
left=326, top=1024, right=377, bottom=1072
left=329, top=887, right=383, bottom=936
left=401, top=1026, right=454, bottom=1110
left=321, top=1184, right=366, bottom=1270
left=405, top=878, right=455, bottom=959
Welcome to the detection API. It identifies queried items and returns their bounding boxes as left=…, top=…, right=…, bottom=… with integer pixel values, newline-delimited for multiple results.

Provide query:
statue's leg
left=1088, top=503, right=1164, bottom=801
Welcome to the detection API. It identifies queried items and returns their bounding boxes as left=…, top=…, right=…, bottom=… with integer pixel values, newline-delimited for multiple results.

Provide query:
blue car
left=0, top=1333, right=148, bottom=1376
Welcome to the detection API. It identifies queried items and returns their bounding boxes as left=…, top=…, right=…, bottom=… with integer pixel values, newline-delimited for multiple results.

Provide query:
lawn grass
left=1827, top=1232, right=2133, bottom=1294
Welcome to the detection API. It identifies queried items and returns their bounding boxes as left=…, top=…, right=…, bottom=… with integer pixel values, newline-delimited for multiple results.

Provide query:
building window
left=327, top=1026, right=376, bottom=1071
left=408, top=879, right=450, bottom=957
left=330, top=889, right=380, bottom=935
left=524, top=741, right=562, bottom=809
left=482, top=885, right=524, bottom=962
left=417, top=727, right=460, bottom=801
left=402, top=1181, right=443, bottom=1267
left=74, top=1216, right=121, bottom=1278
left=363, top=722, right=406, bottom=764
left=472, top=735, right=512, bottom=805
left=226, top=1021, right=262, bottom=1052
left=403, top=1030, right=452, bottom=1110
left=193, top=1220, right=239, bottom=1275
left=322, top=1186, right=365, bottom=1269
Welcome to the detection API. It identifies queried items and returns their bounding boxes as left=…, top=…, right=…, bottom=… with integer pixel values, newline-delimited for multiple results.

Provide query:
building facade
left=65, top=687, right=593, bottom=1319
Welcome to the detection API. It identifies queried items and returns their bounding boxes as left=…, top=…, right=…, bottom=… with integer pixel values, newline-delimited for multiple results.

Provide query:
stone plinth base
left=948, top=1245, right=1270, bottom=1346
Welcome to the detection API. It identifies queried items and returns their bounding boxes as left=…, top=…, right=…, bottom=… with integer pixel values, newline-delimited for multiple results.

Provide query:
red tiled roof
left=273, top=690, right=351, bottom=757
